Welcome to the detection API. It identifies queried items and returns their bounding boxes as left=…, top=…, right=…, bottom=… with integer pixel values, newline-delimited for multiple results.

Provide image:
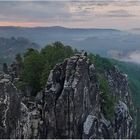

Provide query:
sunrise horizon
left=0, top=24, right=137, bottom=31
left=0, top=1, right=139, bottom=30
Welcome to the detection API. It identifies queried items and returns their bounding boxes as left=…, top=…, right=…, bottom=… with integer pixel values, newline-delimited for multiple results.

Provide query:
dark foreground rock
left=0, top=72, right=41, bottom=139
left=0, top=53, right=135, bottom=139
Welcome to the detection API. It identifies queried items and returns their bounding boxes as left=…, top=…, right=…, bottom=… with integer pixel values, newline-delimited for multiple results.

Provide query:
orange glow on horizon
left=0, top=21, right=47, bottom=27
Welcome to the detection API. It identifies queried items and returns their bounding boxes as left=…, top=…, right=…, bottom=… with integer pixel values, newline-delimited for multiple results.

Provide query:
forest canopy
left=17, top=42, right=75, bottom=96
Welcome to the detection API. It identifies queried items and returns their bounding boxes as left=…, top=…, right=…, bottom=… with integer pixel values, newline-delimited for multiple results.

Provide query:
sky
left=0, top=0, right=140, bottom=29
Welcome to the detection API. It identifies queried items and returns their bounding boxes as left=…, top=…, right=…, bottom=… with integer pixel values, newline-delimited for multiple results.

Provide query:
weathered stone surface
left=42, top=54, right=134, bottom=139
left=0, top=53, right=135, bottom=139
left=0, top=74, right=42, bottom=139
left=0, top=73, right=20, bottom=138
left=43, top=55, right=99, bottom=138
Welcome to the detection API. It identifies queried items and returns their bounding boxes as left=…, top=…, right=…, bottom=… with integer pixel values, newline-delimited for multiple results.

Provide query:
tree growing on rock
left=19, top=42, right=75, bottom=96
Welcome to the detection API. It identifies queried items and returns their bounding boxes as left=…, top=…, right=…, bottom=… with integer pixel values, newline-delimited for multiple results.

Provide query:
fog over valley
left=0, top=26, right=140, bottom=64
left=0, top=1, right=140, bottom=139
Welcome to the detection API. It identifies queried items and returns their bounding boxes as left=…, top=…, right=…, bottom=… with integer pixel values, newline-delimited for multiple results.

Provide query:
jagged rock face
left=43, top=55, right=99, bottom=138
left=0, top=73, right=41, bottom=139
left=106, top=68, right=134, bottom=138
left=43, top=54, right=134, bottom=139
left=0, top=73, right=21, bottom=138
left=0, top=54, right=135, bottom=139
left=106, top=67, right=130, bottom=104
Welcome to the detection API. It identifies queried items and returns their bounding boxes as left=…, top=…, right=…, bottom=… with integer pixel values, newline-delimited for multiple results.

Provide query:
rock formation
left=42, top=53, right=135, bottom=139
left=0, top=53, right=135, bottom=139
left=0, top=72, right=41, bottom=139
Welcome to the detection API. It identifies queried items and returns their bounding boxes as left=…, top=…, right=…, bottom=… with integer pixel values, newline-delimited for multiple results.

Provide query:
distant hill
left=0, top=26, right=140, bottom=62
left=0, top=37, right=39, bottom=65
left=0, top=26, right=121, bottom=48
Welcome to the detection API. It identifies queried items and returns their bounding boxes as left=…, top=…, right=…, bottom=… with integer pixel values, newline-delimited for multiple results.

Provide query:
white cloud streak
left=123, top=51, right=140, bottom=64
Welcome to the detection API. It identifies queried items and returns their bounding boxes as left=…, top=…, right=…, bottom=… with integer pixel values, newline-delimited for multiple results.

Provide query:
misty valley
left=0, top=26, right=139, bottom=139
left=0, top=0, right=140, bottom=139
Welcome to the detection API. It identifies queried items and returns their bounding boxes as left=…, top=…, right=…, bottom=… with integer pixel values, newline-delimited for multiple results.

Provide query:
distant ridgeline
left=0, top=42, right=136, bottom=139
left=0, top=37, right=40, bottom=69
left=1, top=26, right=140, bottom=59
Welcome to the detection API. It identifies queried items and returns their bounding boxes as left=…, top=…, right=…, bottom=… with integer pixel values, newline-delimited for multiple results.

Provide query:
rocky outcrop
left=42, top=53, right=135, bottom=139
left=0, top=72, right=21, bottom=138
left=0, top=72, right=42, bottom=139
left=0, top=53, right=135, bottom=139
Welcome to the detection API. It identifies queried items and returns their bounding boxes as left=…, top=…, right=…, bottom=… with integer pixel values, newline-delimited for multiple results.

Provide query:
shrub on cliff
left=98, top=74, right=115, bottom=120
left=88, top=53, right=113, bottom=71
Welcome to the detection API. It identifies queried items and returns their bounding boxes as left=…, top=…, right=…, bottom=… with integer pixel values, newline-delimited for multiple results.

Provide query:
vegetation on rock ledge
left=17, top=42, right=75, bottom=96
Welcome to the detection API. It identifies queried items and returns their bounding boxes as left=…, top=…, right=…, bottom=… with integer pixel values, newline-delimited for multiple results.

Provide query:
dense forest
left=14, top=42, right=75, bottom=96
